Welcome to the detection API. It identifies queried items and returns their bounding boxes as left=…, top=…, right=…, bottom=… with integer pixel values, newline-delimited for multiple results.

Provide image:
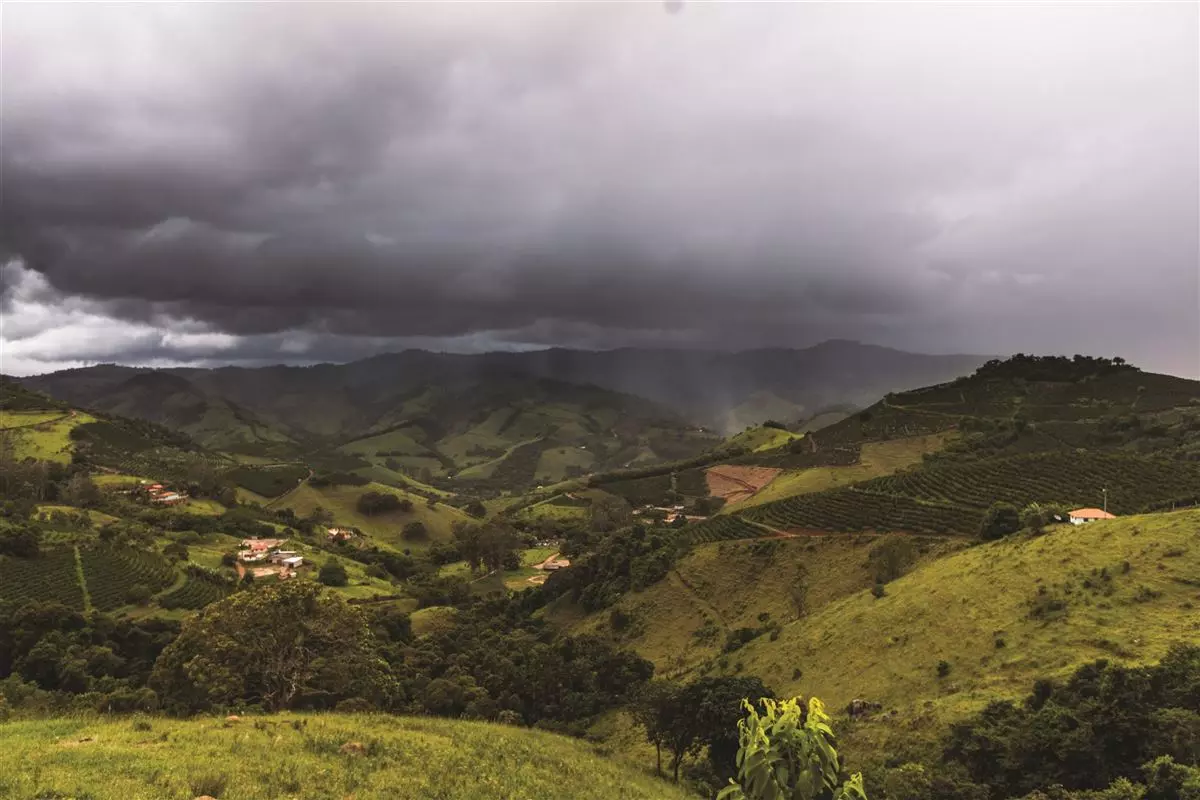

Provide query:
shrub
left=717, top=697, right=867, bottom=800
left=981, top=502, right=1021, bottom=540
left=401, top=521, right=428, bottom=541
left=937, top=660, right=951, bottom=678
left=318, top=560, right=348, bottom=587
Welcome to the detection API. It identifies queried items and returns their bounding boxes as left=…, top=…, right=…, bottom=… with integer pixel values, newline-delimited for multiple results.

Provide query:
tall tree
left=151, top=581, right=392, bottom=712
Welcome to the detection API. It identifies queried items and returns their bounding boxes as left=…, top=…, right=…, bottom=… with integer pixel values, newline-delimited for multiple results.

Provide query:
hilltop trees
left=152, top=581, right=391, bottom=712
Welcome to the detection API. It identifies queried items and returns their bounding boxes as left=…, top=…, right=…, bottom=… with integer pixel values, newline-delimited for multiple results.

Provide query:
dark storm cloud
left=2, top=3, right=1197, bottom=375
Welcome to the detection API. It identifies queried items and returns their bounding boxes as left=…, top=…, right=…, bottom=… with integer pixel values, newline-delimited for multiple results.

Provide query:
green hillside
left=0, top=713, right=690, bottom=800
left=718, top=509, right=1200, bottom=742
left=277, top=480, right=474, bottom=544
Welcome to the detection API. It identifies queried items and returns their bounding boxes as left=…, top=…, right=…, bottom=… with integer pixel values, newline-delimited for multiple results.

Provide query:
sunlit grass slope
left=3, top=412, right=96, bottom=463
left=549, top=534, right=964, bottom=678
left=0, top=713, right=693, bottom=800
left=733, top=509, right=1200, bottom=723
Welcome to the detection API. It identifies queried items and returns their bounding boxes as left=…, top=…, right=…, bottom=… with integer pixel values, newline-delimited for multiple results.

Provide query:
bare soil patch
left=705, top=465, right=781, bottom=504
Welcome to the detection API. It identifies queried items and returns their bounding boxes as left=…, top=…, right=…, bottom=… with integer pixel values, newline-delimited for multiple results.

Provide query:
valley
left=2, top=352, right=1199, bottom=799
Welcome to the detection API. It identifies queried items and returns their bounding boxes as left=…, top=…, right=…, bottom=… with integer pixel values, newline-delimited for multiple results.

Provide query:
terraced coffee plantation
left=0, top=549, right=86, bottom=609
left=719, top=450, right=1200, bottom=536
left=0, top=546, right=194, bottom=613
left=682, top=514, right=770, bottom=543
left=741, top=487, right=979, bottom=535
left=157, top=569, right=232, bottom=610
left=859, top=451, right=1200, bottom=514
left=79, top=546, right=177, bottom=611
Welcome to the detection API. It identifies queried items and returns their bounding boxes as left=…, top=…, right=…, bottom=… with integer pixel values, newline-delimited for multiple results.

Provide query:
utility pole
left=1102, top=487, right=1108, bottom=513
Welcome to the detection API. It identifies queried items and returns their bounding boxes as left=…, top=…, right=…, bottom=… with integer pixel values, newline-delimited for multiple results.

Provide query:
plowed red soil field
left=705, top=465, right=781, bottom=504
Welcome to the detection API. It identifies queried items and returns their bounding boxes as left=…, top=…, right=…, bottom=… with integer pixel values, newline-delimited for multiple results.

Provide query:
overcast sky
left=2, top=2, right=1197, bottom=377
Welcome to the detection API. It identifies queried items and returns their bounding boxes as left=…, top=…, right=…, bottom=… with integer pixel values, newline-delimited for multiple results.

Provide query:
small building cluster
left=238, top=539, right=305, bottom=579
left=141, top=481, right=188, bottom=505
left=327, top=527, right=356, bottom=543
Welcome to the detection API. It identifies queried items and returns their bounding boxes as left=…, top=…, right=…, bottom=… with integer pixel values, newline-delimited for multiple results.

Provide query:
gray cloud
left=2, top=3, right=1197, bottom=376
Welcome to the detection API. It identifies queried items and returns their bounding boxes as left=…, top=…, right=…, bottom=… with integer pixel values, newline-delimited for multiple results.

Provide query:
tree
left=632, top=680, right=683, bottom=777
left=162, top=541, right=189, bottom=561
left=717, top=696, right=868, bottom=800
left=981, top=502, right=1021, bottom=540
left=125, top=583, right=153, bottom=606
left=0, top=520, right=41, bottom=558
left=464, top=500, right=487, bottom=518
left=318, top=559, right=348, bottom=587
left=356, top=491, right=408, bottom=516
left=868, top=536, right=917, bottom=584
left=151, top=581, right=391, bottom=712
left=62, top=472, right=100, bottom=508
left=454, top=520, right=520, bottom=573
left=1021, top=503, right=1069, bottom=534
left=307, top=506, right=334, bottom=526
left=401, top=521, right=428, bottom=541
left=590, top=495, right=632, bottom=533
left=687, top=675, right=777, bottom=780
left=789, top=564, right=809, bottom=619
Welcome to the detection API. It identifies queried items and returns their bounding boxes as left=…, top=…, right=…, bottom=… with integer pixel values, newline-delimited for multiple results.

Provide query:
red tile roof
left=1069, top=508, right=1115, bottom=519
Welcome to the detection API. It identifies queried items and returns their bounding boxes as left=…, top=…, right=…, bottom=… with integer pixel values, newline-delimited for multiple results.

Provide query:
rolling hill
left=20, top=341, right=990, bottom=441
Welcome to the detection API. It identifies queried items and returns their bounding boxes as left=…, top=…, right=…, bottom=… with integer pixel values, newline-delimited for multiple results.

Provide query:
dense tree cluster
left=541, top=524, right=683, bottom=611
left=940, top=645, right=1200, bottom=798
left=356, top=490, right=413, bottom=516
left=453, top=520, right=521, bottom=573
left=387, top=599, right=653, bottom=729
left=0, top=600, right=179, bottom=712
left=974, top=354, right=1135, bottom=383
left=867, top=646, right=1200, bottom=800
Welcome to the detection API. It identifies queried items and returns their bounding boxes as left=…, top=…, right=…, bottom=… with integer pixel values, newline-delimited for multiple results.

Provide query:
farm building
left=1069, top=508, right=1116, bottom=525
left=541, top=557, right=571, bottom=571
left=327, top=527, right=355, bottom=542
left=241, top=538, right=285, bottom=552
left=269, top=550, right=300, bottom=564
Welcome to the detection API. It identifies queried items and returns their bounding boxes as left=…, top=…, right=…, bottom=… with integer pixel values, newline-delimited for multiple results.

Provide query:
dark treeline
left=865, top=645, right=1200, bottom=800
left=0, top=582, right=656, bottom=739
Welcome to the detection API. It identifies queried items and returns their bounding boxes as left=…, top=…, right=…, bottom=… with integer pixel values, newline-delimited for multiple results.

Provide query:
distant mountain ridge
left=19, top=341, right=992, bottom=441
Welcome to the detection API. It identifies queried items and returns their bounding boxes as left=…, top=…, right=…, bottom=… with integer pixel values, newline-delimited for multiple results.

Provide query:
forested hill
left=20, top=340, right=991, bottom=435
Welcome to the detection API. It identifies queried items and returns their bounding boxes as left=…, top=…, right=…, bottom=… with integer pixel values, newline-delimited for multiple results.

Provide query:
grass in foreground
left=0, top=713, right=693, bottom=800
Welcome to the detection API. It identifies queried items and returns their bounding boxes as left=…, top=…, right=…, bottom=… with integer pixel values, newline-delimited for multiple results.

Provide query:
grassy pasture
left=2, top=412, right=96, bottom=463
left=0, top=410, right=68, bottom=429
left=0, top=713, right=690, bottom=800
left=93, top=473, right=153, bottom=488
left=535, top=445, right=595, bottom=482
left=277, top=481, right=473, bottom=546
